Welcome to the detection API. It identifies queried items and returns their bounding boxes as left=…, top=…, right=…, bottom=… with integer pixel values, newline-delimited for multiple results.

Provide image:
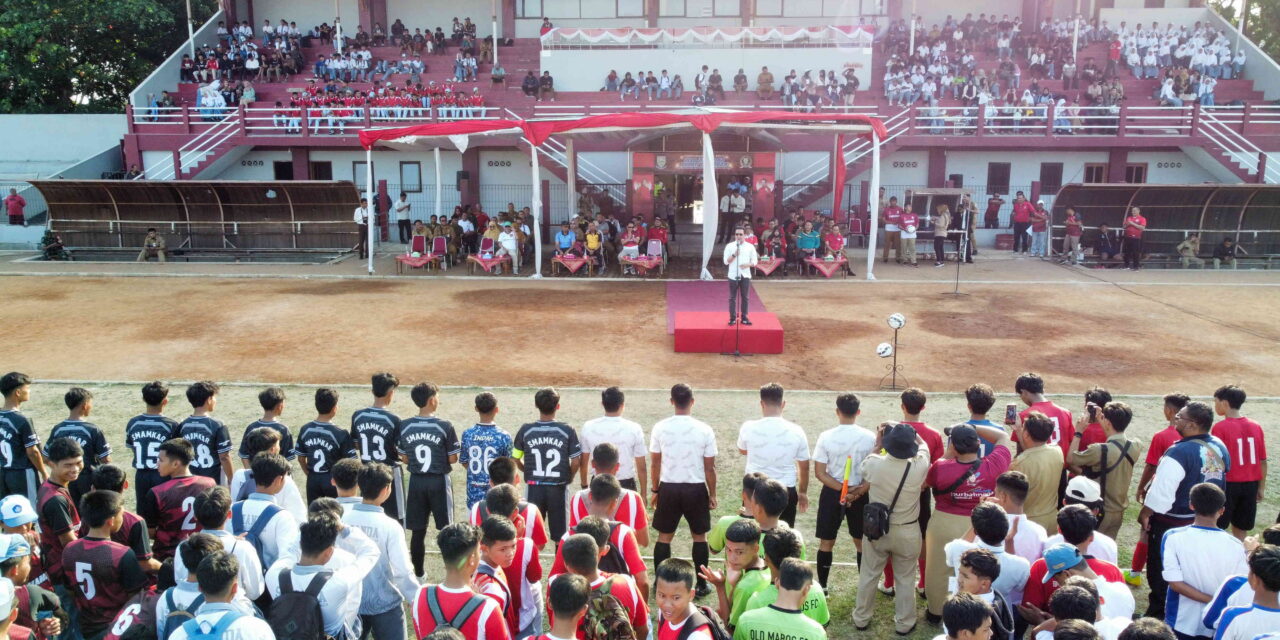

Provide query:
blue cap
left=1042, top=543, right=1084, bottom=582
left=0, top=534, right=30, bottom=561
left=0, top=496, right=37, bottom=528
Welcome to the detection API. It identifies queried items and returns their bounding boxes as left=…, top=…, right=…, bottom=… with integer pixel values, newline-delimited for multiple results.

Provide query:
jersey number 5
left=75, top=561, right=96, bottom=599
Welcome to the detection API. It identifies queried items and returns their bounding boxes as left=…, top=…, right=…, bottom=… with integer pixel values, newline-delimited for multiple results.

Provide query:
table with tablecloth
left=804, top=256, right=849, bottom=278
left=621, top=255, right=663, bottom=276
left=552, top=254, right=593, bottom=276
left=753, top=256, right=785, bottom=277
left=467, top=254, right=511, bottom=274
left=395, top=253, right=441, bottom=274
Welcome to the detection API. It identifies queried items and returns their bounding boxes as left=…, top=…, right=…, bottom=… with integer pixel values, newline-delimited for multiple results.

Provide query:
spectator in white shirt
left=991, top=471, right=1047, bottom=566
left=737, top=383, right=810, bottom=527
left=1043, top=479, right=1118, bottom=564
left=1162, top=483, right=1249, bottom=639
left=343, top=463, right=420, bottom=640
left=232, top=455, right=303, bottom=569
left=354, top=199, right=370, bottom=259
left=159, top=532, right=259, bottom=622
left=649, top=383, right=719, bottom=598
left=174, top=488, right=265, bottom=604
left=944, top=503, right=1031, bottom=607
left=579, top=387, right=648, bottom=500
left=169, top=550, right=276, bottom=640
left=267, top=512, right=381, bottom=640
left=230, top=426, right=307, bottom=523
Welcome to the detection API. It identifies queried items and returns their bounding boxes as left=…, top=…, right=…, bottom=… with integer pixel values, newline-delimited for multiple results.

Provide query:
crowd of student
left=0, top=370, right=1273, bottom=640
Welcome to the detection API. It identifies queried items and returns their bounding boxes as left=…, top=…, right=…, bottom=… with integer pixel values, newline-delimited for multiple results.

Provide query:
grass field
left=18, top=381, right=1280, bottom=639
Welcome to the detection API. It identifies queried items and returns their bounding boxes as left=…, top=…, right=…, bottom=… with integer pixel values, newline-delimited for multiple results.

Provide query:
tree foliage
left=0, top=0, right=218, bottom=113
left=1210, top=0, right=1279, bottom=64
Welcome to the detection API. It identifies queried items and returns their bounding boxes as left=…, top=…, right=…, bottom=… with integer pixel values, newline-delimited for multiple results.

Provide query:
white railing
left=1123, top=106, right=1194, bottom=137
left=540, top=137, right=627, bottom=206
left=781, top=107, right=910, bottom=203
left=129, top=11, right=225, bottom=107
left=144, top=110, right=241, bottom=180
left=1201, top=104, right=1280, bottom=127
left=131, top=106, right=186, bottom=125
left=1198, top=109, right=1280, bottom=183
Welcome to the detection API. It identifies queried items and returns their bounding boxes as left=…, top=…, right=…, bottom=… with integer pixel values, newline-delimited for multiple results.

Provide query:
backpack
left=570, top=521, right=628, bottom=575
left=475, top=564, right=512, bottom=616
left=864, top=461, right=912, bottom=542
left=583, top=577, right=635, bottom=640
left=420, top=585, right=487, bottom=633
left=161, top=588, right=205, bottom=640
left=266, top=570, right=333, bottom=640
left=179, top=611, right=243, bottom=640
left=230, top=501, right=281, bottom=571
left=677, top=606, right=732, bottom=640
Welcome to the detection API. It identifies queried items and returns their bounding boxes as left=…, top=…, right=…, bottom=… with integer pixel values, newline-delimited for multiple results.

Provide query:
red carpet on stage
left=665, top=281, right=765, bottom=334
left=673, top=312, right=784, bottom=354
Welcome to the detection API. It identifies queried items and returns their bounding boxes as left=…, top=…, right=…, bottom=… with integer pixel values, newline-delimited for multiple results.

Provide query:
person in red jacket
left=1010, top=191, right=1034, bottom=255
left=1122, top=206, right=1146, bottom=271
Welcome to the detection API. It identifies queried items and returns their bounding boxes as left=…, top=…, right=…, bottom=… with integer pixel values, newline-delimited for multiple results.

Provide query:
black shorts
left=306, top=471, right=337, bottom=504
left=620, top=478, right=638, bottom=492
left=133, top=469, right=165, bottom=518
left=528, top=483, right=571, bottom=541
left=780, top=486, right=799, bottom=528
left=0, top=468, right=38, bottom=505
left=653, top=482, right=711, bottom=535
left=406, top=473, right=454, bottom=531
left=815, top=486, right=869, bottom=540
left=1220, top=480, right=1259, bottom=531
left=378, top=466, right=406, bottom=525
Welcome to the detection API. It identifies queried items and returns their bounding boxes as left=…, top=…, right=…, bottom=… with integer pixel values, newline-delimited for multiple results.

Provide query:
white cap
left=0, top=496, right=37, bottom=528
left=0, top=577, right=12, bottom=615
left=1066, top=475, right=1103, bottom=504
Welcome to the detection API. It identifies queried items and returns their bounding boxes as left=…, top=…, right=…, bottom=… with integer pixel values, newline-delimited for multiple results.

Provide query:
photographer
left=1067, top=401, right=1145, bottom=539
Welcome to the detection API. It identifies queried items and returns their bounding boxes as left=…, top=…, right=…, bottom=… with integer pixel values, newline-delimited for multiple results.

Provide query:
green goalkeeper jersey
left=731, top=605, right=829, bottom=640
left=741, top=582, right=829, bottom=626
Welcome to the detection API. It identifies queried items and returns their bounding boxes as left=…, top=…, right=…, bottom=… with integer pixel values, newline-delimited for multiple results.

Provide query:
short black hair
left=331, top=458, right=362, bottom=491
left=996, top=471, right=1029, bottom=504
left=474, top=392, right=497, bottom=414
left=836, top=393, right=860, bottom=417
left=299, top=513, right=341, bottom=557
left=601, top=387, right=624, bottom=413
left=965, top=384, right=996, bottom=415
left=534, top=387, right=560, bottom=414
left=762, top=527, right=802, bottom=569
left=753, top=479, right=789, bottom=518
left=1262, top=524, right=1280, bottom=546
left=1084, top=386, right=1112, bottom=409
left=960, top=547, right=1001, bottom=582
left=371, top=372, right=399, bottom=397
left=245, top=427, right=281, bottom=458
left=777, top=557, right=813, bottom=591
left=1119, top=618, right=1176, bottom=640
left=670, top=383, right=694, bottom=409
left=142, top=381, right=170, bottom=406
left=589, top=474, right=621, bottom=507
left=1163, top=393, right=1190, bottom=411
left=1049, top=585, right=1098, bottom=622
left=46, top=437, right=83, bottom=463
left=1102, top=401, right=1133, bottom=432
left=1190, top=482, right=1226, bottom=516
left=309, top=497, right=343, bottom=521
left=481, top=515, right=518, bottom=545
left=251, top=453, right=289, bottom=489
left=591, top=443, right=619, bottom=470
left=573, top=516, right=610, bottom=549
left=1022, top=411, right=1055, bottom=442
left=725, top=518, right=761, bottom=545
left=159, top=438, right=193, bottom=466
left=656, top=557, right=696, bottom=590
left=485, top=484, right=520, bottom=518
left=1214, top=385, right=1247, bottom=410
left=1015, top=372, right=1045, bottom=395
left=1057, top=504, right=1098, bottom=545
left=561, top=533, right=599, bottom=574
left=971, top=502, right=1009, bottom=546
left=410, top=382, right=439, bottom=408
left=943, top=592, right=993, bottom=639
left=315, top=388, right=339, bottom=414
left=759, top=383, right=784, bottom=406
left=547, top=573, right=590, bottom=620
left=79, top=490, right=122, bottom=529
left=186, top=381, right=219, bottom=408
left=359, top=462, right=393, bottom=499
left=0, top=372, right=31, bottom=397
left=438, top=523, right=481, bottom=569
left=194, top=486, right=232, bottom=529
left=488, top=457, right=517, bottom=485
left=1054, top=619, right=1101, bottom=640
left=180, top=532, right=223, bottom=573
left=91, top=464, right=127, bottom=493
left=196, top=550, right=239, bottom=597
left=742, top=472, right=768, bottom=497
left=258, top=387, right=285, bottom=411
left=64, top=387, right=92, bottom=411
left=901, top=388, right=926, bottom=414
left=1183, top=401, right=1214, bottom=432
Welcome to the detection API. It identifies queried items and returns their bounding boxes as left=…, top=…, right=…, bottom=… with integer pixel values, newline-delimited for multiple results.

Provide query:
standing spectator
left=883, top=196, right=904, bottom=263
left=578, top=388, right=647, bottom=498
left=961, top=384, right=1006, bottom=458
left=1122, top=206, right=1146, bottom=270
left=4, top=189, right=25, bottom=226
left=351, top=372, right=405, bottom=524
left=991, top=471, right=1047, bottom=568
left=985, top=193, right=1005, bottom=229
left=265, top=512, right=381, bottom=640
left=1138, top=401, right=1229, bottom=621
left=1161, top=483, right=1248, bottom=640
left=811, top=393, right=877, bottom=589
left=1130, top=393, right=1190, bottom=584
left=1030, top=201, right=1050, bottom=258
left=343, top=463, right=421, bottom=640
left=512, top=388, right=581, bottom=542
left=940, top=592, right=995, bottom=640
left=1211, top=385, right=1267, bottom=540
left=944, top=502, right=1032, bottom=610
left=355, top=198, right=371, bottom=259
left=1061, top=208, right=1084, bottom=264
left=1009, top=412, right=1065, bottom=532
left=394, top=193, right=412, bottom=244
left=733, top=558, right=827, bottom=640
left=650, top=384, right=718, bottom=599
left=737, top=384, right=810, bottom=527
left=899, top=204, right=920, bottom=267
left=850, top=423, right=930, bottom=634
left=556, top=533, right=649, bottom=640
left=568, top=446, right=649, bottom=546
left=168, top=551, right=275, bottom=640
left=229, top=454, right=301, bottom=571
left=1067, top=402, right=1143, bottom=540
left=1016, top=372, right=1076, bottom=460
left=412, top=523, right=510, bottom=640
left=1212, top=544, right=1280, bottom=640
left=36, top=438, right=82, bottom=624
left=1010, top=192, right=1034, bottom=254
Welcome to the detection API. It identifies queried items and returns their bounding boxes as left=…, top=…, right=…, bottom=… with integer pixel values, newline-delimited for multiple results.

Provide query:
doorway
left=273, top=162, right=293, bottom=180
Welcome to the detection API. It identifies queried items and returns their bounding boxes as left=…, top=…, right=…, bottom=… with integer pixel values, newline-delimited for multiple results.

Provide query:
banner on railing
left=542, top=25, right=874, bottom=47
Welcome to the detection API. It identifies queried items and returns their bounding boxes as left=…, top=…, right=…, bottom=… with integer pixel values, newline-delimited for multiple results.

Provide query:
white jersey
left=737, top=416, right=810, bottom=487
left=1215, top=605, right=1280, bottom=640
left=1162, top=524, right=1249, bottom=637
left=649, top=415, right=717, bottom=484
left=811, top=424, right=877, bottom=485
left=580, top=416, right=647, bottom=481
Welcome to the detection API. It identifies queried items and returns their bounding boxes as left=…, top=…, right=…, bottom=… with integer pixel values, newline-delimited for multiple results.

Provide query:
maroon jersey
left=103, top=589, right=160, bottom=640
left=78, top=509, right=152, bottom=561
left=61, top=537, right=149, bottom=633
left=138, top=475, right=215, bottom=560
left=36, top=480, right=79, bottom=586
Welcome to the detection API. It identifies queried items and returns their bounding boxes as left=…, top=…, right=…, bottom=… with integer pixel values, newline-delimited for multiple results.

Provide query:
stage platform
left=673, top=312, right=784, bottom=354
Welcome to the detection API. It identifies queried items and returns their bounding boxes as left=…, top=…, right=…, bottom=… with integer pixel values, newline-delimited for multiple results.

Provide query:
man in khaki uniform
left=137, top=227, right=167, bottom=262
left=850, top=422, right=930, bottom=634
left=1068, top=401, right=1145, bottom=539
left=1009, top=412, right=1065, bottom=532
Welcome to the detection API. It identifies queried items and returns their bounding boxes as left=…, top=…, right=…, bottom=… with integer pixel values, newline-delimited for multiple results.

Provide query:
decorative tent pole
left=699, top=132, right=719, bottom=281
left=366, top=147, right=375, bottom=274
left=528, top=139, right=544, bottom=278
left=433, top=147, right=443, bottom=219
left=865, top=128, right=880, bottom=281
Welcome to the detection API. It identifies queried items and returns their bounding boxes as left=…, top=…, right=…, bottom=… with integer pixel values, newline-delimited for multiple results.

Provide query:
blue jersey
left=458, top=423, right=513, bottom=507
left=1163, top=434, right=1231, bottom=518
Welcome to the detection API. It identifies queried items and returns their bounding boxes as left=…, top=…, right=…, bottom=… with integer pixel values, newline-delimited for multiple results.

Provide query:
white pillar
left=699, top=132, right=719, bottom=281
left=529, top=141, right=544, bottom=278
left=565, top=138, right=577, bottom=220
left=865, top=129, right=880, bottom=281
left=186, top=0, right=196, bottom=58
left=908, top=0, right=917, bottom=58
left=366, top=148, right=375, bottom=274
left=434, top=147, right=443, bottom=218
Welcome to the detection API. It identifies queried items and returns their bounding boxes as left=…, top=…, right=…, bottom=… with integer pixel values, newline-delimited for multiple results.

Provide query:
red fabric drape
left=831, top=134, right=847, bottom=220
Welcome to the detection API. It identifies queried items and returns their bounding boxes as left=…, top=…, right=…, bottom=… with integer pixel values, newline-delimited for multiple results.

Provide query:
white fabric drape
left=365, top=148, right=375, bottom=274
left=542, top=25, right=874, bottom=47
left=700, top=132, right=719, bottom=281
left=528, top=141, right=544, bottom=278
left=866, top=129, right=880, bottom=281
left=433, top=147, right=442, bottom=218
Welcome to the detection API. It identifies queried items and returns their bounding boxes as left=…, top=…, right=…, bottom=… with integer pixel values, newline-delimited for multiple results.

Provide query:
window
left=310, top=162, right=333, bottom=181
left=353, top=161, right=373, bottom=189
left=714, top=0, right=740, bottom=16
left=986, top=162, right=1011, bottom=195
left=1083, top=163, right=1108, bottom=183
left=1125, top=163, right=1148, bottom=184
left=400, top=162, right=422, bottom=192
left=756, top=0, right=783, bottom=15
left=1039, top=162, right=1064, bottom=194
left=517, top=0, right=543, bottom=18
left=659, top=0, right=686, bottom=16
left=617, top=0, right=644, bottom=17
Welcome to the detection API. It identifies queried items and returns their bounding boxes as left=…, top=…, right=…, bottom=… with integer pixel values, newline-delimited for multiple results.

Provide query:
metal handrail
left=1199, top=109, right=1280, bottom=183
left=781, top=107, right=909, bottom=203
left=145, top=110, right=241, bottom=180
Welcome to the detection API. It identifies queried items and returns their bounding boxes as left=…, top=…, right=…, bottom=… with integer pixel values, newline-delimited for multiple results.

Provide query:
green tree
left=1210, top=0, right=1280, bottom=63
left=0, top=0, right=218, bottom=113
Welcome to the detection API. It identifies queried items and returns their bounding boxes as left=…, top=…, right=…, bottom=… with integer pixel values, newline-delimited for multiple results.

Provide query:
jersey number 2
left=181, top=496, right=198, bottom=531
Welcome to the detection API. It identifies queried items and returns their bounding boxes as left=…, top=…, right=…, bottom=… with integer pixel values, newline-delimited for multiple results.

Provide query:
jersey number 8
left=468, top=445, right=497, bottom=476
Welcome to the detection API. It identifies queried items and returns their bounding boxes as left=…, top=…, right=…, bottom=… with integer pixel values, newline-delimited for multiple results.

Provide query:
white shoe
left=878, top=578, right=895, bottom=595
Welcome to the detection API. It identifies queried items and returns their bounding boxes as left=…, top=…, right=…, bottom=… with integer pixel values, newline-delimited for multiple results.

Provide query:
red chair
left=849, top=217, right=865, bottom=247
left=431, top=236, right=452, bottom=268
left=478, top=237, right=496, bottom=255
left=410, top=236, right=427, bottom=254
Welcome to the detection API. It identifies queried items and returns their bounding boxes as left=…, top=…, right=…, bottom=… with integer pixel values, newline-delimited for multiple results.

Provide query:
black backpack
left=267, top=571, right=333, bottom=640
left=677, top=606, right=733, bottom=640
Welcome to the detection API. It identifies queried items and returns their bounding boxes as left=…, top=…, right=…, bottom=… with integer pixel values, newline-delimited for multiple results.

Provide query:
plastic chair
left=478, top=237, right=496, bottom=256
left=410, top=236, right=427, bottom=254
left=646, top=238, right=666, bottom=273
left=849, top=218, right=865, bottom=247
left=431, top=236, right=451, bottom=268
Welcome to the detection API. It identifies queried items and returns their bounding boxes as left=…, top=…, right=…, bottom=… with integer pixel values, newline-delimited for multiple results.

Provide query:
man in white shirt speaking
left=723, top=226, right=759, bottom=326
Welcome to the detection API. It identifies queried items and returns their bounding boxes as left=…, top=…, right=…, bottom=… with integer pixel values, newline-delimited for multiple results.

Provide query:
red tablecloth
left=753, top=257, right=784, bottom=276
left=805, top=256, right=849, bottom=278
left=622, top=255, right=663, bottom=275
left=553, top=255, right=591, bottom=274
left=468, top=254, right=511, bottom=274
left=395, top=254, right=440, bottom=273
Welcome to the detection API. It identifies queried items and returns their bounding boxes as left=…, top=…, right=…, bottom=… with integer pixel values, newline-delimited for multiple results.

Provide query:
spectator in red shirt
left=1061, top=208, right=1084, bottom=265
left=882, top=196, right=904, bottom=263
left=1010, top=191, right=1034, bottom=255
left=1211, top=384, right=1268, bottom=539
left=1029, top=201, right=1050, bottom=258
left=1073, top=387, right=1112, bottom=453
left=5, top=189, right=26, bottom=226
left=1015, top=372, right=1076, bottom=460
left=1106, top=37, right=1123, bottom=78
left=554, top=533, right=649, bottom=640
left=1122, top=206, right=1146, bottom=270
